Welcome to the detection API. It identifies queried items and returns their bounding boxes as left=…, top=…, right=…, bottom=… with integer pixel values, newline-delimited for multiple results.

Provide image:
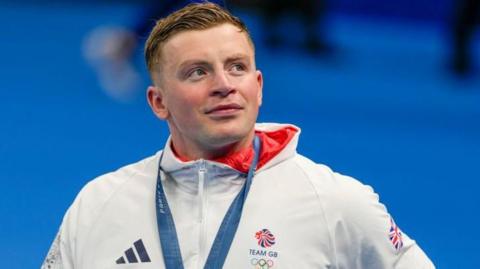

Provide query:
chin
left=207, top=124, right=253, bottom=146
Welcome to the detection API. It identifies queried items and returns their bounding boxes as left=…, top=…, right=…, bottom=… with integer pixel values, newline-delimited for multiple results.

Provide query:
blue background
left=1, top=1, right=479, bottom=268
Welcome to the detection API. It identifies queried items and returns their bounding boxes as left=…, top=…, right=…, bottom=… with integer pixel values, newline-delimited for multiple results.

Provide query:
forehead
left=161, top=23, right=254, bottom=66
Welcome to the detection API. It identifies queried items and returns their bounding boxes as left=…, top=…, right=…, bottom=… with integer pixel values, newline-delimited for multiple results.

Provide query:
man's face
left=148, top=23, right=263, bottom=157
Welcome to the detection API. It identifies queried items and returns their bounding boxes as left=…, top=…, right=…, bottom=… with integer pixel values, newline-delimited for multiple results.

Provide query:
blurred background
left=1, top=0, right=479, bottom=268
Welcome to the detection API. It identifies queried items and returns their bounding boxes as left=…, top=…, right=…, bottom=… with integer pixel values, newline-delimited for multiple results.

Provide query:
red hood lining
left=172, top=126, right=298, bottom=173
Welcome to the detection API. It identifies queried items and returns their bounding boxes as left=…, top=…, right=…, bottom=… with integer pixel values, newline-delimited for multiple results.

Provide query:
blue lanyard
left=155, top=135, right=261, bottom=269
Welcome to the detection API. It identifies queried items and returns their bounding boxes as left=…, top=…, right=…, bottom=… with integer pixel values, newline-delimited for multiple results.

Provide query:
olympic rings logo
left=251, top=258, right=274, bottom=269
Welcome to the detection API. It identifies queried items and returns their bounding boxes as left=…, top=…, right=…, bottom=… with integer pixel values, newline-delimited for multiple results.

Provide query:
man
left=43, top=2, right=435, bottom=268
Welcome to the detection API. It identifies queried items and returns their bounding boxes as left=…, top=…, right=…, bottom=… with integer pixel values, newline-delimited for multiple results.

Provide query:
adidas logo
left=116, top=239, right=151, bottom=264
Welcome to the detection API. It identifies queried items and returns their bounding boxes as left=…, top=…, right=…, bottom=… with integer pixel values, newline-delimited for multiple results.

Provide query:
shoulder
left=65, top=153, right=160, bottom=228
left=50, top=152, right=161, bottom=266
left=291, top=154, right=385, bottom=225
left=262, top=153, right=435, bottom=267
left=81, top=153, right=158, bottom=199
left=292, top=154, right=370, bottom=195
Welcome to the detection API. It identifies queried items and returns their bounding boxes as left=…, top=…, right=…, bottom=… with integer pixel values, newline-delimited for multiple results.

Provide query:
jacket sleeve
left=325, top=172, right=435, bottom=269
left=41, top=218, right=75, bottom=269
left=300, top=159, right=436, bottom=269
left=40, top=164, right=142, bottom=269
left=41, top=186, right=84, bottom=269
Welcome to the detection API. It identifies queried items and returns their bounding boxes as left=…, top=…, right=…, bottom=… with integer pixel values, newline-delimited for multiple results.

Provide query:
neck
left=170, top=132, right=255, bottom=161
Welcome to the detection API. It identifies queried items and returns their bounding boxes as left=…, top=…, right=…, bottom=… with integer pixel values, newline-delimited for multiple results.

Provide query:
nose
left=210, top=71, right=235, bottom=97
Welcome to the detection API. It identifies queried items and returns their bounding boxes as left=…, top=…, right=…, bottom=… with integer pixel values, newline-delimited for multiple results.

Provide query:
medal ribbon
left=156, top=135, right=261, bottom=269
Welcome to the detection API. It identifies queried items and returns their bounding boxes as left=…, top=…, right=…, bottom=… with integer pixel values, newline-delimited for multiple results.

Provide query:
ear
left=256, top=70, right=263, bottom=106
left=147, top=86, right=169, bottom=119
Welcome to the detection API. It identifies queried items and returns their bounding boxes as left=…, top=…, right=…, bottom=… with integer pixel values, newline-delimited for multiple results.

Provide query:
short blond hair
left=145, top=2, right=253, bottom=75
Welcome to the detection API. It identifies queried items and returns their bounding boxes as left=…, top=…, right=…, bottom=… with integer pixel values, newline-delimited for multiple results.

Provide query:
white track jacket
left=42, top=123, right=435, bottom=269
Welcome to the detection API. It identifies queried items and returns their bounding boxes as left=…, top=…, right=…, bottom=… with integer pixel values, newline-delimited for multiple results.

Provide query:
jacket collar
left=157, top=123, right=300, bottom=196
left=159, top=123, right=300, bottom=174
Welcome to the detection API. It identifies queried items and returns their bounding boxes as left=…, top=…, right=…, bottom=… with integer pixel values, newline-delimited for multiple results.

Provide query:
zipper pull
left=199, top=159, right=207, bottom=173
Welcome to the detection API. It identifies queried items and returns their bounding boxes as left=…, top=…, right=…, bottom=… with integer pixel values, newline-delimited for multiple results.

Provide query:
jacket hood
left=160, top=123, right=300, bottom=174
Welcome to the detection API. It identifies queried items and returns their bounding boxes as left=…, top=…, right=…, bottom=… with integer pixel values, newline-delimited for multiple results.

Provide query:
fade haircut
left=145, top=2, right=254, bottom=77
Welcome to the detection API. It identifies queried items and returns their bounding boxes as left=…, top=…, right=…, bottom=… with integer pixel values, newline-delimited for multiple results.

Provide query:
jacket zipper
left=198, top=160, right=208, bottom=268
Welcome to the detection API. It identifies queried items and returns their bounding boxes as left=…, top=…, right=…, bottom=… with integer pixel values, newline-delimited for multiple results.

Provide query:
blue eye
left=230, top=63, right=246, bottom=74
left=188, top=68, right=206, bottom=80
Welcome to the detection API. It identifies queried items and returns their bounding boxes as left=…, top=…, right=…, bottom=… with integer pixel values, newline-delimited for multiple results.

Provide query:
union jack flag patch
left=389, top=217, right=403, bottom=251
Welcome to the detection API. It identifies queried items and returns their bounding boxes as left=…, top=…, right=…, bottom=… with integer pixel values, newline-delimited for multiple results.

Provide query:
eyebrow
left=178, top=53, right=250, bottom=68
left=178, top=60, right=211, bottom=71
left=224, top=53, right=250, bottom=66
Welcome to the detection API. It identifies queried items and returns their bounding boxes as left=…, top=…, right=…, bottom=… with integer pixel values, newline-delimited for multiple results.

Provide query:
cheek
left=243, top=80, right=261, bottom=104
left=166, top=88, right=204, bottom=117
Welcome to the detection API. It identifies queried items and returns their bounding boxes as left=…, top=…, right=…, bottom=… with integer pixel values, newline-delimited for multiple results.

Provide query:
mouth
left=205, top=103, right=243, bottom=116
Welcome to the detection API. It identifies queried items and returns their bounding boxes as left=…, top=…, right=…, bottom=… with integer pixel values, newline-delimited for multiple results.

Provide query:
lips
left=205, top=103, right=243, bottom=114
